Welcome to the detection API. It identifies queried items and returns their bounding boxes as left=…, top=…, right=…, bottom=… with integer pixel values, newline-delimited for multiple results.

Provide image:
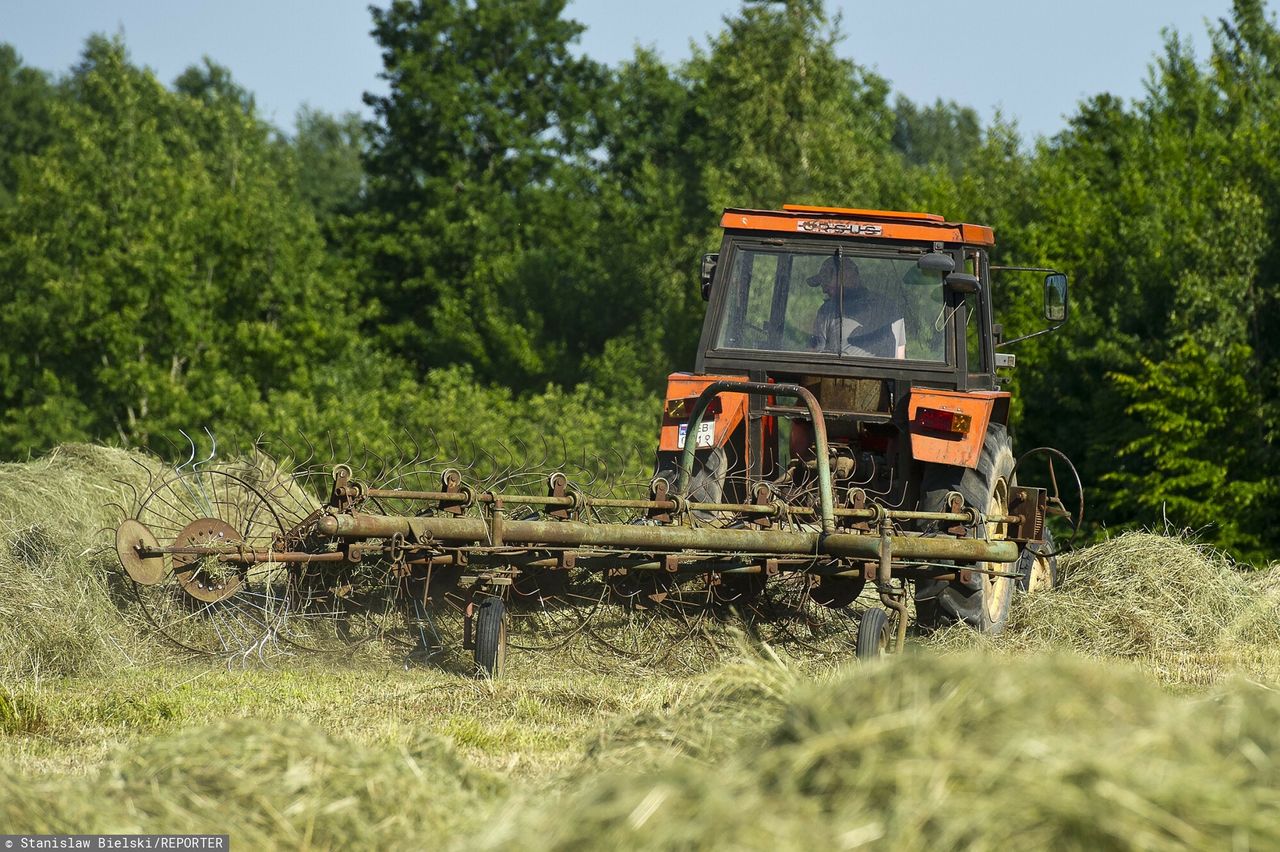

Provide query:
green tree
left=291, top=106, right=366, bottom=218
left=1107, top=340, right=1274, bottom=561
left=353, top=0, right=610, bottom=387
left=684, top=0, right=898, bottom=211
left=0, top=37, right=364, bottom=454
left=1005, top=1, right=1280, bottom=559
left=892, top=95, right=983, bottom=174
left=0, top=44, right=54, bottom=207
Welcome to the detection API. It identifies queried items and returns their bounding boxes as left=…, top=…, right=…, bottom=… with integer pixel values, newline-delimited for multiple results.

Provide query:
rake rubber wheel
left=122, top=468, right=294, bottom=658
left=1016, top=527, right=1058, bottom=594
left=914, top=424, right=1015, bottom=635
left=856, top=607, right=891, bottom=659
left=474, top=597, right=507, bottom=678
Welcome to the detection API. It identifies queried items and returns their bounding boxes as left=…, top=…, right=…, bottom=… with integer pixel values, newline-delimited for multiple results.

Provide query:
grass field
left=2, top=446, right=1279, bottom=849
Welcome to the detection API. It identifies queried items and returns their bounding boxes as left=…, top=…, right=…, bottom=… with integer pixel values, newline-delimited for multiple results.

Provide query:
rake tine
left=155, top=434, right=177, bottom=466
left=367, top=444, right=389, bottom=484
left=113, top=478, right=141, bottom=513
left=177, top=430, right=198, bottom=475
left=193, top=427, right=217, bottom=471
left=403, top=427, right=425, bottom=467
left=296, top=429, right=318, bottom=470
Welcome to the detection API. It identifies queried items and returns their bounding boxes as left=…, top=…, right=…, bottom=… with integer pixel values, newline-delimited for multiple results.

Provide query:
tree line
left=0, top=0, right=1276, bottom=561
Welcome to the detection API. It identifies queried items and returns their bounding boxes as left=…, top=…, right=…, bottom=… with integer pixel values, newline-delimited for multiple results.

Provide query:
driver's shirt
left=811, top=289, right=906, bottom=358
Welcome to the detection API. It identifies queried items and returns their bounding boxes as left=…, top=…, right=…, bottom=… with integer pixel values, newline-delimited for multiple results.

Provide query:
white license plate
left=677, top=420, right=716, bottom=449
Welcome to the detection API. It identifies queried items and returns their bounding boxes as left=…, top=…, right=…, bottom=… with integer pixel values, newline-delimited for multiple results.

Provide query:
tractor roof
left=720, top=204, right=995, bottom=247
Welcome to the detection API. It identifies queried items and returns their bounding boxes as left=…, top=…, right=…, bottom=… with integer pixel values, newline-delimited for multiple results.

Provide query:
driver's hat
left=807, top=256, right=860, bottom=287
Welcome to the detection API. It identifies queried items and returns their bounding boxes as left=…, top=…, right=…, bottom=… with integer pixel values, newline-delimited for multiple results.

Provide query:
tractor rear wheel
left=1016, top=527, right=1057, bottom=594
left=914, top=424, right=1015, bottom=635
left=654, top=445, right=728, bottom=512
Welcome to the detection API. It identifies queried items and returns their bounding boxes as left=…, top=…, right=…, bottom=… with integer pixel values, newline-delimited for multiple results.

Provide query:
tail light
left=664, top=396, right=722, bottom=425
left=913, top=407, right=972, bottom=435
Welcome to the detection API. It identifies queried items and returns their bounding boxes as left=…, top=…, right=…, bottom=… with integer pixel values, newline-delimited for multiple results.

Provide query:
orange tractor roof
left=720, top=204, right=995, bottom=247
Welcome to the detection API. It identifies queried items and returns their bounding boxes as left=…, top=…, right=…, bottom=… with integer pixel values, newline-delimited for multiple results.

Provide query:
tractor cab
left=657, top=204, right=1067, bottom=515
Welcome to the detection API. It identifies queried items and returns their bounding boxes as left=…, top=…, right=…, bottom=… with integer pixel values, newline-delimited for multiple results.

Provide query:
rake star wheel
left=117, top=468, right=298, bottom=659
left=505, top=565, right=608, bottom=652
left=587, top=569, right=714, bottom=662
left=738, top=569, right=867, bottom=656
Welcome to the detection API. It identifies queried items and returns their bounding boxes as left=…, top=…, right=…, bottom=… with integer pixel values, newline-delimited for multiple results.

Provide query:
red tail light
left=914, top=407, right=972, bottom=435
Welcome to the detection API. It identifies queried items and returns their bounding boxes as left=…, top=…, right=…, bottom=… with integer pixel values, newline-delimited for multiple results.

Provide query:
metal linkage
left=355, top=486, right=1021, bottom=526
left=313, top=512, right=1021, bottom=564
left=676, top=381, right=836, bottom=533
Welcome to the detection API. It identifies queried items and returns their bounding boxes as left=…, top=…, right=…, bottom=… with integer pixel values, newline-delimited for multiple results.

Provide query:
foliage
left=891, top=95, right=983, bottom=173
left=0, top=38, right=362, bottom=454
left=0, top=45, right=54, bottom=208
left=1, top=0, right=1280, bottom=558
left=353, top=0, right=611, bottom=387
left=291, top=106, right=366, bottom=218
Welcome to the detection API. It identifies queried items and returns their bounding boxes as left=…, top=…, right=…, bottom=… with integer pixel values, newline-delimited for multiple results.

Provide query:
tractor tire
left=914, top=424, right=1015, bottom=635
left=856, top=608, right=891, bottom=659
left=1016, top=526, right=1057, bottom=594
left=474, top=597, right=507, bottom=679
left=654, top=445, right=729, bottom=521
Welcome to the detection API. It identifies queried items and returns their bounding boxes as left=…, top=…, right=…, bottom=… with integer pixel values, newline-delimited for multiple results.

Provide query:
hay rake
left=113, top=382, right=1066, bottom=676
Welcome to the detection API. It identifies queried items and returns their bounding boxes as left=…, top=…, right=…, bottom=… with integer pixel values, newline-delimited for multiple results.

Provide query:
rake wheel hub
left=171, top=518, right=244, bottom=603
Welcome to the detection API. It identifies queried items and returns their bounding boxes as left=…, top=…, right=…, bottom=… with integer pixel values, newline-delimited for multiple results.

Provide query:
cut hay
left=983, top=531, right=1280, bottom=683
left=479, top=651, right=1280, bottom=851
left=0, top=444, right=161, bottom=679
left=0, top=719, right=499, bottom=847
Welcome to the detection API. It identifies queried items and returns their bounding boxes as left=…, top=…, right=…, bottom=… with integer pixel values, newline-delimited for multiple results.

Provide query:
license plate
left=677, top=420, right=716, bottom=449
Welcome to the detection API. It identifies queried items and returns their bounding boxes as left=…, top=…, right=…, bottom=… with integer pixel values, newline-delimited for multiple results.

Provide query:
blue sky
left=3, top=0, right=1236, bottom=139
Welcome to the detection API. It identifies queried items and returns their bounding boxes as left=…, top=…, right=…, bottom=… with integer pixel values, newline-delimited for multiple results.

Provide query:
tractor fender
left=657, top=372, right=750, bottom=454
left=907, top=388, right=1011, bottom=470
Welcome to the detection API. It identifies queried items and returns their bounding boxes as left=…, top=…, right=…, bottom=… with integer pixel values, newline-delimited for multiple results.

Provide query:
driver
left=806, top=257, right=906, bottom=359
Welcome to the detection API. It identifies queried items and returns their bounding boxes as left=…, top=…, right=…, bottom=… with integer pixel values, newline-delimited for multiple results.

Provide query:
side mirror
left=1044, top=273, right=1068, bottom=322
left=700, top=253, right=719, bottom=302
left=945, top=272, right=980, bottom=294
left=917, top=252, right=955, bottom=274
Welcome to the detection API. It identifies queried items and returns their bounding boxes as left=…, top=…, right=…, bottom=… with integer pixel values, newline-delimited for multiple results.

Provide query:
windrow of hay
left=983, top=531, right=1280, bottom=682
left=577, top=638, right=802, bottom=774
left=0, top=444, right=162, bottom=680
left=479, top=651, right=1280, bottom=851
left=0, top=718, right=500, bottom=848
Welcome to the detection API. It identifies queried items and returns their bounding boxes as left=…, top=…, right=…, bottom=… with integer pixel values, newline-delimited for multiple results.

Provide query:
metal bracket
left=1008, top=486, right=1047, bottom=543
left=441, top=469, right=469, bottom=516
left=547, top=472, right=572, bottom=520
left=648, top=476, right=673, bottom=523
left=749, top=482, right=773, bottom=528
left=846, top=487, right=871, bottom=532
left=945, top=492, right=968, bottom=537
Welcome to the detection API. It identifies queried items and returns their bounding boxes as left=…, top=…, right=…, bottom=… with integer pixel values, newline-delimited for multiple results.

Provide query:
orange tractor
left=114, top=204, right=1077, bottom=673
left=650, top=204, right=1075, bottom=647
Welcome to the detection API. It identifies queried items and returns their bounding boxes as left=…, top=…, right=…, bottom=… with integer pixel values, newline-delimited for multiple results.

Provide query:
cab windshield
left=714, top=247, right=948, bottom=362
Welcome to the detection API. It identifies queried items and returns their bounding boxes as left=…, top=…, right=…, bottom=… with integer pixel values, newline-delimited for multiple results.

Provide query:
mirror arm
left=989, top=265, right=1062, bottom=274
left=996, top=322, right=1066, bottom=349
